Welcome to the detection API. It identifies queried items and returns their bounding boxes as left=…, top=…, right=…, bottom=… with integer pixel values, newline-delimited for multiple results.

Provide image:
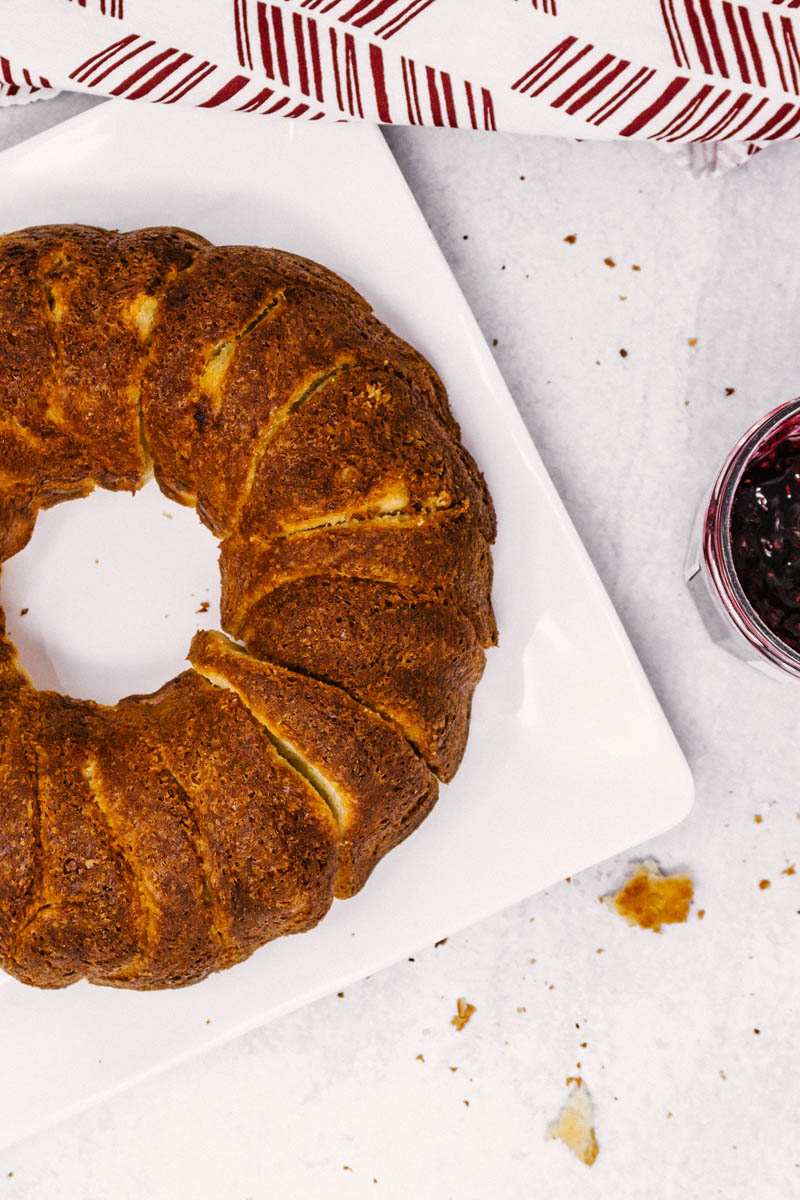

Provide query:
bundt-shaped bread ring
left=0, top=224, right=496, bottom=991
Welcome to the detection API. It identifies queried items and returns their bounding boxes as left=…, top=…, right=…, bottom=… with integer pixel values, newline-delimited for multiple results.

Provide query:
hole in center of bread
left=1, top=480, right=221, bottom=704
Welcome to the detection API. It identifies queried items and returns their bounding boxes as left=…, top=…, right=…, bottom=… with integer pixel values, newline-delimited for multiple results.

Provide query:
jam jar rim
left=702, top=395, right=800, bottom=675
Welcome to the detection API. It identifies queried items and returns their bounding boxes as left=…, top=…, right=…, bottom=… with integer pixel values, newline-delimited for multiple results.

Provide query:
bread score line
left=0, top=224, right=496, bottom=991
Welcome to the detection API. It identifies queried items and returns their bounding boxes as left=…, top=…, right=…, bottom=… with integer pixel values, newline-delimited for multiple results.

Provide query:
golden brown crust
left=0, top=692, right=39, bottom=978
left=220, top=506, right=497, bottom=648
left=9, top=695, right=142, bottom=989
left=0, top=224, right=496, bottom=990
left=0, top=492, right=37, bottom=562
left=118, top=672, right=339, bottom=964
left=237, top=365, right=495, bottom=543
left=35, top=225, right=209, bottom=491
left=190, top=630, right=439, bottom=899
left=240, top=577, right=485, bottom=780
left=85, top=707, right=224, bottom=989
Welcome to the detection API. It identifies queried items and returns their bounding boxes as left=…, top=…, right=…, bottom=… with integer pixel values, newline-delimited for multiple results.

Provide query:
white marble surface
left=0, top=97, right=798, bottom=1198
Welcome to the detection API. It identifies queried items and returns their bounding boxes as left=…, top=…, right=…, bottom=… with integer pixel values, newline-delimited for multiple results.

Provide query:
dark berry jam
left=730, top=428, right=800, bottom=653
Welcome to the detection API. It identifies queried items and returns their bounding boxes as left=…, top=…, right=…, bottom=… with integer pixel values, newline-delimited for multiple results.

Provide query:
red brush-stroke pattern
left=291, top=0, right=438, bottom=39
left=513, top=0, right=558, bottom=13
left=658, top=0, right=800, bottom=96
left=0, top=0, right=782, bottom=154
left=64, top=0, right=125, bottom=16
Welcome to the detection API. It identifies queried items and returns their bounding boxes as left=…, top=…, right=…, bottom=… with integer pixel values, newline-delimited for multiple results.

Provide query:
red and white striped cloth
left=2, top=1, right=800, bottom=157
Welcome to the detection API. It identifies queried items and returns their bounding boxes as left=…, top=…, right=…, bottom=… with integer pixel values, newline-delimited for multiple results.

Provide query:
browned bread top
left=0, top=224, right=496, bottom=990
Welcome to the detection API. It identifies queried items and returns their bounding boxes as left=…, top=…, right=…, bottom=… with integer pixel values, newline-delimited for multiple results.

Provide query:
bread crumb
left=435, top=938, right=448, bottom=948
left=547, top=1081, right=599, bottom=1166
left=759, top=879, right=771, bottom=890
left=754, top=814, right=763, bottom=823
left=619, top=348, right=628, bottom=358
left=725, top=387, right=735, bottom=395
left=697, top=909, right=705, bottom=919
left=604, top=257, right=616, bottom=267
left=416, top=1054, right=425, bottom=1062
left=564, top=234, right=577, bottom=244
left=19, top=608, right=28, bottom=616
left=688, top=338, right=698, bottom=347
left=609, top=861, right=693, bottom=931
left=632, top=264, right=641, bottom=271
left=451, top=998, right=476, bottom=1031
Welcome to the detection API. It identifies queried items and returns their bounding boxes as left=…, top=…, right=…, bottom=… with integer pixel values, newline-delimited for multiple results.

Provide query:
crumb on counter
left=783, top=864, right=796, bottom=876
left=608, top=860, right=693, bottom=931
left=688, top=337, right=698, bottom=347
left=759, top=879, right=771, bottom=890
left=564, top=234, right=577, bottom=244
left=19, top=608, right=27, bottom=616
left=547, top=1081, right=599, bottom=1166
left=619, top=348, right=628, bottom=358
left=196, top=601, right=210, bottom=614
left=451, top=998, right=476, bottom=1031
left=604, top=256, right=616, bottom=267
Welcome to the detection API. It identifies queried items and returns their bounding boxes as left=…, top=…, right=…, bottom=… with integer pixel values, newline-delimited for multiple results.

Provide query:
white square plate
left=0, top=101, right=693, bottom=1150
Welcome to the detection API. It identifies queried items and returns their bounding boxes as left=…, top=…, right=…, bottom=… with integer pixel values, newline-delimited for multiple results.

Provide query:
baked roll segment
left=0, top=493, right=37, bottom=563
left=33, top=225, right=209, bottom=492
left=219, top=505, right=497, bottom=650
left=239, top=577, right=485, bottom=782
left=119, top=671, right=339, bottom=967
left=190, top=278, right=390, bottom=535
left=141, top=247, right=370, bottom=535
left=9, top=695, right=143, bottom=989
left=0, top=618, right=38, bottom=980
left=140, top=245, right=288, bottom=516
left=189, top=630, right=440, bottom=899
left=0, top=226, right=65, bottom=436
left=85, top=709, right=224, bottom=990
left=0, top=420, right=94, bottom=505
left=237, top=366, right=496, bottom=544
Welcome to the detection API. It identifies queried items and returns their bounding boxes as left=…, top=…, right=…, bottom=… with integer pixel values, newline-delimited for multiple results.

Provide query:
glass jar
left=686, top=397, right=800, bottom=680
